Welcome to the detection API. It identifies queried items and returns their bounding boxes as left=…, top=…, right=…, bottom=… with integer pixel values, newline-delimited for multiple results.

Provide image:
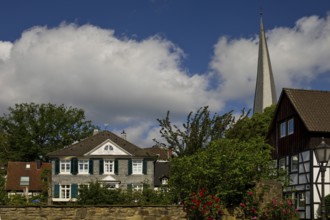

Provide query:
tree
left=169, top=138, right=274, bottom=206
left=226, top=105, right=276, bottom=141
left=156, top=106, right=237, bottom=156
left=0, top=103, right=97, bottom=162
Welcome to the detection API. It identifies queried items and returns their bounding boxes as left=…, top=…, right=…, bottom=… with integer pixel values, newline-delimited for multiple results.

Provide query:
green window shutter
left=89, top=159, right=94, bottom=174
left=71, top=158, right=78, bottom=175
left=114, top=159, right=118, bottom=175
left=54, top=184, right=60, bottom=198
left=99, top=159, right=104, bottom=174
left=143, top=159, right=147, bottom=175
left=128, top=159, right=132, bottom=175
left=55, top=159, right=60, bottom=175
left=71, top=184, right=78, bottom=198
left=127, top=183, right=132, bottom=192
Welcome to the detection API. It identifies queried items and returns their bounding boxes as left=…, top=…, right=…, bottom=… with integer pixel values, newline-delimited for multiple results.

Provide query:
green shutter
left=55, top=159, right=60, bottom=175
left=71, top=158, right=78, bottom=175
left=54, top=184, right=60, bottom=198
left=128, top=159, right=132, bottom=175
left=89, top=159, right=94, bottom=174
left=71, top=184, right=78, bottom=198
left=99, top=159, right=104, bottom=174
left=114, top=159, right=118, bottom=175
left=143, top=159, right=147, bottom=175
left=127, top=183, right=133, bottom=192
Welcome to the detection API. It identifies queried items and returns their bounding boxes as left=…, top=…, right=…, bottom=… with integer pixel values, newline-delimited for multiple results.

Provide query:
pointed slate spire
left=253, top=11, right=277, bottom=114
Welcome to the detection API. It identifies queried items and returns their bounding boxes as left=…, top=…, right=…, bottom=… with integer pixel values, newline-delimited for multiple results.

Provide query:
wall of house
left=0, top=206, right=186, bottom=220
left=51, top=159, right=154, bottom=190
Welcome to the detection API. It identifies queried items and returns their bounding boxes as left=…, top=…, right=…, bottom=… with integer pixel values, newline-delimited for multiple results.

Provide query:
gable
left=86, top=139, right=131, bottom=156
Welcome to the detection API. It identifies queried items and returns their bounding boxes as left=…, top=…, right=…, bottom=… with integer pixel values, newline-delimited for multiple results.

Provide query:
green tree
left=77, top=181, right=123, bottom=205
left=226, top=105, right=276, bottom=141
left=169, top=138, right=273, bottom=206
left=156, top=106, right=236, bottom=156
left=0, top=103, right=96, bottom=162
left=0, top=174, right=8, bottom=205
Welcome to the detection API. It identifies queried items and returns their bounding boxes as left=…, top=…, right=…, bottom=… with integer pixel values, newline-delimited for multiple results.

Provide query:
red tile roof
left=5, top=161, right=51, bottom=191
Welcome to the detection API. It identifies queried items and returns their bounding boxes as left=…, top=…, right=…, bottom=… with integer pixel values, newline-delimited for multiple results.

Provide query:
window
left=78, top=160, right=89, bottom=174
left=296, top=192, right=305, bottom=210
left=104, top=145, right=113, bottom=151
left=132, top=160, right=143, bottom=174
left=291, top=155, right=298, bottom=172
left=20, top=176, right=29, bottom=186
left=60, top=185, right=70, bottom=199
left=132, top=184, right=143, bottom=191
left=60, top=160, right=71, bottom=174
left=280, top=121, right=287, bottom=138
left=104, top=160, right=114, bottom=174
left=280, top=117, right=294, bottom=138
left=279, top=158, right=286, bottom=170
left=103, top=183, right=119, bottom=189
left=288, top=118, right=294, bottom=135
left=161, top=178, right=168, bottom=185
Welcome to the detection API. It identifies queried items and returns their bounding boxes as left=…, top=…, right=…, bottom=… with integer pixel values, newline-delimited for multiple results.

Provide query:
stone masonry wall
left=0, top=206, right=186, bottom=220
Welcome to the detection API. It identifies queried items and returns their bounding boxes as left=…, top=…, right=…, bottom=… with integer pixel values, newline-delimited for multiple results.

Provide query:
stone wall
left=0, top=206, right=186, bottom=220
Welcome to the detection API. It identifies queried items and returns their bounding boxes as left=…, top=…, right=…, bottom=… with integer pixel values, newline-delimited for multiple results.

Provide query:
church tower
left=253, top=12, right=277, bottom=114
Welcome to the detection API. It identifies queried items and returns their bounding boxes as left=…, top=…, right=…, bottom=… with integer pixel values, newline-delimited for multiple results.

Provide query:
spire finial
left=260, top=7, right=263, bottom=17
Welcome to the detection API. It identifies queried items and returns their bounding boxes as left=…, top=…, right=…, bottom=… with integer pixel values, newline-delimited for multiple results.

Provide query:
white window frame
left=280, top=121, right=287, bottom=138
left=20, top=176, right=30, bottom=186
left=279, top=158, right=286, bottom=170
left=291, top=155, right=298, bottom=172
left=161, top=178, right=168, bottom=185
left=104, top=160, right=114, bottom=174
left=60, top=185, right=71, bottom=199
left=132, top=184, right=143, bottom=191
left=60, top=160, right=71, bottom=174
left=288, top=118, right=294, bottom=135
left=78, top=160, right=89, bottom=174
left=132, top=160, right=143, bottom=174
left=296, top=192, right=306, bottom=210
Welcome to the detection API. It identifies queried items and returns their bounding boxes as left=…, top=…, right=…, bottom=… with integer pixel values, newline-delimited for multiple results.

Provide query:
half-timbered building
left=268, top=88, right=330, bottom=219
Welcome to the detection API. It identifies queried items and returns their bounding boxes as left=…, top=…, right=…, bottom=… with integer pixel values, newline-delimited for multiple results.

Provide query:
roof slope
left=284, top=88, right=330, bottom=132
left=47, top=130, right=155, bottom=158
left=6, top=161, right=51, bottom=191
left=144, top=146, right=170, bottom=161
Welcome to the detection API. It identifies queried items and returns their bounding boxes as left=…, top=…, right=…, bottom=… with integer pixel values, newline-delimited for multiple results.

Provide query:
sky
left=0, top=0, right=330, bottom=147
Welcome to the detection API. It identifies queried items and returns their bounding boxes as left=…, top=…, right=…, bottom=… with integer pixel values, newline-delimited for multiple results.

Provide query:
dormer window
left=104, top=145, right=113, bottom=151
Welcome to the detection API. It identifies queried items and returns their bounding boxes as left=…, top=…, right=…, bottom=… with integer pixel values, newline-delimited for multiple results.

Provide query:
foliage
left=0, top=103, right=97, bottom=162
left=239, top=190, right=259, bottom=219
left=226, top=105, right=276, bottom=141
left=0, top=174, right=8, bottom=205
left=155, top=106, right=237, bottom=156
left=40, top=168, right=51, bottom=204
left=259, top=198, right=299, bottom=220
left=169, top=138, right=274, bottom=205
left=183, top=188, right=223, bottom=220
left=77, top=181, right=123, bottom=205
left=77, top=181, right=173, bottom=205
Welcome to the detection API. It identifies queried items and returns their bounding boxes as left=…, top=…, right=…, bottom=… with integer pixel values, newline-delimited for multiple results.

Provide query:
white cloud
left=1, top=14, right=330, bottom=147
left=0, top=23, right=220, bottom=146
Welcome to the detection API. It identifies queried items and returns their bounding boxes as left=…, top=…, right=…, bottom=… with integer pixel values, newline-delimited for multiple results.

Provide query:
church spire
left=253, top=11, right=277, bottom=114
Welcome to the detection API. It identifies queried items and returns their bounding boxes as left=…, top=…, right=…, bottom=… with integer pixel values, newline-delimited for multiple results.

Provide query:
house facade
left=268, top=88, right=330, bottom=219
left=5, top=161, right=51, bottom=198
left=47, top=130, right=156, bottom=202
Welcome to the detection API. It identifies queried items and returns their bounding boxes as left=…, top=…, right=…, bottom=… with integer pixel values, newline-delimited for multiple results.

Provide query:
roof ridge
left=284, top=87, right=330, bottom=93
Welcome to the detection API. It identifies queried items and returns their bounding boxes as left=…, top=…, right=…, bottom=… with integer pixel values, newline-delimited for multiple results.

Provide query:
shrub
left=183, top=188, right=223, bottom=220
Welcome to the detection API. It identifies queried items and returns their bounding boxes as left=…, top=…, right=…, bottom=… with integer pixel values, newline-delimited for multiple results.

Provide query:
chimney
left=121, top=130, right=127, bottom=140
left=36, top=160, right=42, bottom=169
left=93, top=129, right=99, bottom=135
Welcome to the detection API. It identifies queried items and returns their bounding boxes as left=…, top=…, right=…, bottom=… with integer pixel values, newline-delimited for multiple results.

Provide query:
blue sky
left=0, top=1, right=330, bottom=146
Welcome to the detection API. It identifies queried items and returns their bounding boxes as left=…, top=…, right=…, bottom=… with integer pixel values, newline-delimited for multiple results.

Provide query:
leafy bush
left=183, top=188, right=223, bottom=220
